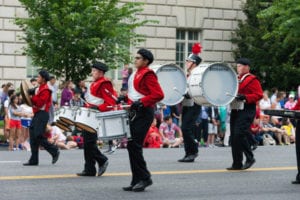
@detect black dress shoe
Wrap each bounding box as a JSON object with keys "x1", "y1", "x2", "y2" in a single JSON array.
[
  {"x1": 178, "y1": 155, "x2": 196, "y2": 162},
  {"x1": 23, "y1": 162, "x2": 38, "y2": 166},
  {"x1": 52, "y1": 150, "x2": 60, "y2": 164},
  {"x1": 291, "y1": 179, "x2": 300, "y2": 184},
  {"x1": 98, "y1": 160, "x2": 109, "y2": 176},
  {"x1": 242, "y1": 158, "x2": 256, "y2": 170},
  {"x1": 226, "y1": 166, "x2": 243, "y2": 170},
  {"x1": 122, "y1": 185, "x2": 133, "y2": 191},
  {"x1": 76, "y1": 171, "x2": 96, "y2": 176},
  {"x1": 132, "y1": 179, "x2": 153, "y2": 192}
]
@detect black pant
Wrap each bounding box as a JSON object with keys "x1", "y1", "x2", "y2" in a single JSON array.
[
  {"x1": 295, "y1": 120, "x2": 300, "y2": 180},
  {"x1": 82, "y1": 130, "x2": 107, "y2": 174},
  {"x1": 28, "y1": 111, "x2": 58, "y2": 164},
  {"x1": 127, "y1": 107, "x2": 154, "y2": 186},
  {"x1": 181, "y1": 104, "x2": 201, "y2": 156},
  {"x1": 230, "y1": 104, "x2": 256, "y2": 168}
]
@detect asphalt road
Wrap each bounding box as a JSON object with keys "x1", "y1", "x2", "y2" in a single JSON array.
[{"x1": 0, "y1": 145, "x2": 299, "y2": 200}]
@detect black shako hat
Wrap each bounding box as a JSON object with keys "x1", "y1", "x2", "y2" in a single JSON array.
[
  {"x1": 92, "y1": 61, "x2": 108, "y2": 72},
  {"x1": 186, "y1": 54, "x2": 202, "y2": 65},
  {"x1": 236, "y1": 58, "x2": 251, "y2": 66},
  {"x1": 39, "y1": 70, "x2": 50, "y2": 81},
  {"x1": 137, "y1": 48, "x2": 154, "y2": 65}
]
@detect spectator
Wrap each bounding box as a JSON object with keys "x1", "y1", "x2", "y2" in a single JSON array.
[
  {"x1": 48, "y1": 76, "x2": 59, "y2": 124},
  {"x1": 284, "y1": 93, "x2": 297, "y2": 110},
  {"x1": 121, "y1": 64, "x2": 129, "y2": 89},
  {"x1": 143, "y1": 118, "x2": 162, "y2": 148},
  {"x1": 4, "y1": 89, "x2": 15, "y2": 143},
  {"x1": 20, "y1": 99, "x2": 33, "y2": 151},
  {"x1": 259, "y1": 90, "x2": 271, "y2": 114},
  {"x1": 270, "y1": 87, "x2": 278, "y2": 104},
  {"x1": 60, "y1": 80, "x2": 74, "y2": 106},
  {"x1": 8, "y1": 95, "x2": 23, "y2": 151},
  {"x1": 45, "y1": 124, "x2": 70, "y2": 150},
  {"x1": 260, "y1": 115, "x2": 287, "y2": 145},
  {"x1": 281, "y1": 117, "x2": 295, "y2": 144},
  {"x1": 30, "y1": 78, "x2": 38, "y2": 87},
  {"x1": 66, "y1": 135, "x2": 84, "y2": 149},
  {"x1": 159, "y1": 116, "x2": 183, "y2": 148},
  {"x1": 75, "y1": 80, "x2": 87, "y2": 100},
  {"x1": 69, "y1": 90, "x2": 85, "y2": 107},
  {"x1": 271, "y1": 91, "x2": 285, "y2": 126},
  {"x1": 170, "y1": 104, "x2": 181, "y2": 126},
  {"x1": 207, "y1": 106, "x2": 220, "y2": 148}
]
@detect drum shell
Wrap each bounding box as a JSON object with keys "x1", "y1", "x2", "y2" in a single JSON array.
[
  {"x1": 151, "y1": 64, "x2": 187, "y2": 106},
  {"x1": 188, "y1": 63, "x2": 238, "y2": 106},
  {"x1": 75, "y1": 107, "x2": 100, "y2": 134},
  {"x1": 96, "y1": 110, "x2": 130, "y2": 140}
]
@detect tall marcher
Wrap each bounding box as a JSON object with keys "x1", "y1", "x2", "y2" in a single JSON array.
[
  {"x1": 76, "y1": 62, "x2": 116, "y2": 177},
  {"x1": 23, "y1": 70, "x2": 60, "y2": 166},
  {"x1": 121, "y1": 48, "x2": 164, "y2": 192},
  {"x1": 178, "y1": 43, "x2": 202, "y2": 162},
  {"x1": 227, "y1": 58, "x2": 263, "y2": 170}
]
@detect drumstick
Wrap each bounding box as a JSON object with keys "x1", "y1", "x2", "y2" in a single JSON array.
[{"x1": 107, "y1": 105, "x2": 131, "y2": 108}]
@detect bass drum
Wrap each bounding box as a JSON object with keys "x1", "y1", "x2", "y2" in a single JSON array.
[
  {"x1": 151, "y1": 64, "x2": 187, "y2": 106},
  {"x1": 188, "y1": 63, "x2": 238, "y2": 106}
]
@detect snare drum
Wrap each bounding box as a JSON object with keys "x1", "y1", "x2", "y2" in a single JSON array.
[
  {"x1": 151, "y1": 64, "x2": 187, "y2": 106},
  {"x1": 75, "y1": 107, "x2": 100, "y2": 134},
  {"x1": 58, "y1": 106, "x2": 77, "y2": 125},
  {"x1": 96, "y1": 110, "x2": 130, "y2": 140},
  {"x1": 188, "y1": 63, "x2": 238, "y2": 106}
]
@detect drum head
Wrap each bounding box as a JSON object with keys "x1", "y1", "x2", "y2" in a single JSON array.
[
  {"x1": 201, "y1": 63, "x2": 238, "y2": 106},
  {"x1": 75, "y1": 122, "x2": 97, "y2": 134},
  {"x1": 151, "y1": 64, "x2": 187, "y2": 106},
  {"x1": 20, "y1": 80, "x2": 33, "y2": 106}
]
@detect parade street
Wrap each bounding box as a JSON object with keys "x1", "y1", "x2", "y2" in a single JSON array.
[{"x1": 0, "y1": 145, "x2": 299, "y2": 200}]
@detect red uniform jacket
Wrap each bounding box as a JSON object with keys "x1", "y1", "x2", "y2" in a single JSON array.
[
  {"x1": 132, "y1": 66, "x2": 164, "y2": 107},
  {"x1": 89, "y1": 76, "x2": 117, "y2": 112},
  {"x1": 31, "y1": 83, "x2": 52, "y2": 113},
  {"x1": 238, "y1": 73, "x2": 263, "y2": 104}
]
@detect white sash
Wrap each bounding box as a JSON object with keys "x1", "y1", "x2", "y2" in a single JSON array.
[
  {"x1": 85, "y1": 84, "x2": 104, "y2": 106},
  {"x1": 128, "y1": 71, "x2": 145, "y2": 101}
]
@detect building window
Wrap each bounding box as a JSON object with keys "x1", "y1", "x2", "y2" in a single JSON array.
[
  {"x1": 176, "y1": 30, "x2": 201, "y2": 69},
  {"x1": 26, "y1": 57, "x2": 39, "y2": 78}
]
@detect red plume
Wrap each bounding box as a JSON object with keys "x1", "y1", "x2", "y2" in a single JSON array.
[{"x1": 192, "y1": 43, "x2": 202, "y2": 55}]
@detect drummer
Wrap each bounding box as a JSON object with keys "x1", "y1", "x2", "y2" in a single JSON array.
[
  {"x1": 76, "y1": 61, "x2": 117, "y2": 177},
  {"x1": 178, "y1": 43, "x2": 202, "y2": 163}
]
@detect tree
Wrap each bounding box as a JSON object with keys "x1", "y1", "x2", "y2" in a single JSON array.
[
  {"x1": 16, "y1": 0, "x2": 150, "y2": 81},
  {"x1": 232, "y1": 0, "x2": 300, "y2": 90}
]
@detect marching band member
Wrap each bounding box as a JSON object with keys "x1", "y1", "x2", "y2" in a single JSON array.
[
  {"x1": 178, "y1": 43, "x2": 202, "y2": 163},
  {"x1": 121, "y1": 48, "x2": 164, "y2": 192},
  {"x1": 23, "y1": 70, "x2": 60, "y2": 166},
  {"x1": 77, "y1": 61, "x2": 116, "y2": 177},
  {"x1": 227, "y1": 58, "x2": 263, "y2": 170},
  {"x1": 291, "y1": 100, "x2": 300, "y2": 184}
]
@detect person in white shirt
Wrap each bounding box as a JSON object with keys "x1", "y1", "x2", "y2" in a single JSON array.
[{"x1": 46, "y1": 125, "x2": 69, "y2": 150}]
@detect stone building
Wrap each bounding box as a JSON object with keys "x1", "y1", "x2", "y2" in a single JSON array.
[{"x1": 0, "y1": 0, "x2": 246, "y2": 86}]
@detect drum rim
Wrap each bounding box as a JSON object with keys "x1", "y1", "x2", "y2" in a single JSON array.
[
  {"x1": 59, "y1": 117, "x2": 75, "y2": 125},
  {"x1": 75, "y1": 122, "x2": 97, "y2": 134},
  {"x1": 54, "y1": 121, "x2": 71, "y2": 132}
]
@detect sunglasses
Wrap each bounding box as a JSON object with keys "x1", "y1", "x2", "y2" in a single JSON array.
[{"x1": 135, "y1": 56, "x2": 143, "y2": 60}]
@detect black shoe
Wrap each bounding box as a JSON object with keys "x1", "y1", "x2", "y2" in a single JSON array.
[
  {"x1": 23, "y1": 162, "x2": 38, "y2": 166},
  {"x1": 178, "y1": 154, "x2": 196, "y2": 162},
  {"x1": 132, "y1": 179, "x2": 153, "y2": 192},
  {"x1": 226, "y1": 166, "x2": 243, "y2": 170},
  {"x1": 98, "y1": 160, "x2": 109, "y2": 176},
  {"x1": 242, "y1": 159, "x2": 256, "y2": 170},
  {"x1": 252, "y1": 144, "x2": 258, "y2": 151},
  {"x1": 291, "y1": 179, "x2": 300, "y2": 184},
  {"x1": 52, "y1": 150, "x2": 60, "y2": 164},
  {"x1": 76, "y1": 171, "x2": 96, "y2": 176},
  {"x1": 122, "y1": 185, "x2": 133, "y2": 191}
]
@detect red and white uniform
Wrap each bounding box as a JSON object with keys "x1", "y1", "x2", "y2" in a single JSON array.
[
  {"x1": 85, "y1": 77, "x2": 117, "y2": 112},
  {"x1": 128, "y1": 66, "x2": 164, "y2": 107},
  {"x1": 238, "y1": 73, "x2": 263, "y2": 104},
  {"x1": 31, "y1": 83, "x2": 52, "y2": 113}
]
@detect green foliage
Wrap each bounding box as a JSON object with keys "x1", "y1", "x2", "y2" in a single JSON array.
[
  {"x1": 232, "y1": 0, "x2": 300, "y2": 91},
  {"x1": 15, "y1": 0, "x2": 151, "y2": 81}
]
